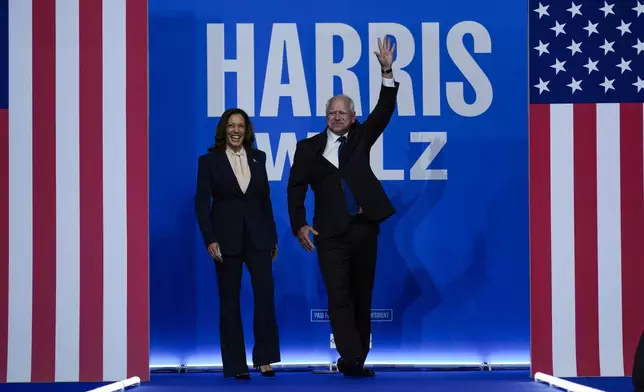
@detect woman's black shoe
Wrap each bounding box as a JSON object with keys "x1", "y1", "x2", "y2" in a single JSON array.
[{"x1": 257, "y1": 366, "x2": 276, "y2": 377}]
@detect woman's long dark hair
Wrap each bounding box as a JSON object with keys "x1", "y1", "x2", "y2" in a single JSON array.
[{"x1": 208, "y1": 108, "x2": 255, "y2": 152}]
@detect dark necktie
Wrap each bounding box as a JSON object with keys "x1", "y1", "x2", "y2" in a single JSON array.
[{"x1": 338, "y1": 136, "x2": 358, "y2": 215}]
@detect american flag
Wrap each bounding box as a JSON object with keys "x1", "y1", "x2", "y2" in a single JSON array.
[
  {"x1": 0, "y1": 0, "x2": 149, "y2": 383},
  {"x1": 529, "y1": 0, "x2": 644, "y2": 378}
]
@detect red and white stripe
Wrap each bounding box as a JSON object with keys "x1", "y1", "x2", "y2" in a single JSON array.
[
  {"x1": 0, "y1": 0, "x2": 149, "y2": 383},
  {"x1": 530, "y1": 102, "x2": 644, "y2": 377}
]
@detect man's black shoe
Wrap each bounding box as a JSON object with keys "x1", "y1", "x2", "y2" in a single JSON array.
[{"x1": 337, "y1": 358, "x2": 374, "y2": 378}]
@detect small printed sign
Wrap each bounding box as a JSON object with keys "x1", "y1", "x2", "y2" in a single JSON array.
[{"x1": 311, "y1": 309, "x2": 393, "y2": 322}]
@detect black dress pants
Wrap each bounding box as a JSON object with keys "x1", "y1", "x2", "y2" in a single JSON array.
[
  {"x1": 315, "y1": 215, "x2": 379, "y2": 367},
  {"x1": 214, "y1": 223, "x2": 280, "y2": 377}
]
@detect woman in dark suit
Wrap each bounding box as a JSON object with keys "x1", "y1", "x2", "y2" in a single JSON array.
[{"x1": 195, "y1": 108, "x2": 281, "y2": 380}]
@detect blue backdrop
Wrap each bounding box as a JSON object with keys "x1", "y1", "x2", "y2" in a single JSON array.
[{"x1": 148, "y1": 0, "x2": 529, "y2": 367}]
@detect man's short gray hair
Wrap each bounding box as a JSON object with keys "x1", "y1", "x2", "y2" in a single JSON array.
[{"x1": 325, "y1": 94, "x2": 355, "y2": 114}]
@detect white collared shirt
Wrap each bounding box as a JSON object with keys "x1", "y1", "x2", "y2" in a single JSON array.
[
  {"x1": 322, "y1": 130, "x2": 345, "y2": 168},
  {"x1": 225, "y1": 146, "x2": 251, "y2": 193}
]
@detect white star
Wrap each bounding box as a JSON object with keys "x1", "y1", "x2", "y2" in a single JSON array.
[
  {"x1": 551, "y1": 21, "x2": 566, "y2": 36},
  {"x1": 617, "y1": 20, "x2": 632, "y2": 36},
  {"x1": 616, "y1": 57, "x2": 632, "y2": 74},
  {"x1": 567, "y1": 40, "x2": 583, "y2": 56},
  {"x1": 567, "y1": 77, "x2": 583, "y2": 93},
  {"x1": 583, "y1": 58, "x2": 599, "y2": 74},
  {"x1": 599, "y1": 1, "x2": 615, "y2": 17},
  {"x1": 583, "y1": 20, "x2": 599, "y2": 36},
  {"x1": 567, "y1": 2, "x2": 583, "y2": 17},
  {"x1": 551, "y1": 58, "x2": 567, "y2": 74},
  {"x1": 534, "y1": 2, "x2": 550, "y2": 18},
  {"x1": 634, "y1": 1, "x2": 644, "y2": 17},
  {"x1": 633, "y1": 39, "x2": 644, "y2": 55},
  {"x1": 534, "y1": 78, "x2": 550, "y2": 94},
  {"x1": 599, "y1": 76, "x2": 615, "y2": 93},
  {"x1": 634, "y1": 76, "x2": 644, "y2": 92},
  {"x1": 534, "y1": 40, "x2": 550, "y2": 56},
  {"x1": 599, "y1": 39, "x2": 615, "y2": 55}
]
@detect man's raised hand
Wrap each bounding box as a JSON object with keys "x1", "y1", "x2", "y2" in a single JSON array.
[{"x1": 374, "y1": 36, "x2": 395, "y2": 70}]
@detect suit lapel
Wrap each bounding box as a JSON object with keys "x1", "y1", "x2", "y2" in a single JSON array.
[
  {"x1": 214, "y1": 150, "x2": 243, "y2": 194},
  {"x1": 245, "y1": 149, "x2": 260, "y2": 193}
]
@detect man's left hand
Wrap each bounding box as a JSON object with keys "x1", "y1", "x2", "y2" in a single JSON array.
[
  {"x1": 271, "y1": 246, "x2": 278, "y2": 261},
  {"x1": 374, "y1": 36, "x2": 395, "y2": 71}
]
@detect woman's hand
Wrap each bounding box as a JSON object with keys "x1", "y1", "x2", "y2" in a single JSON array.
[{"x1": 208, "y1": 242, "x2": 222, "y2": 262}]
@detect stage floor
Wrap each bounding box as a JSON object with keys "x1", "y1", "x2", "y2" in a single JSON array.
[{"x1": 0, "y1": 370, "x2": 634, "y2": 392}]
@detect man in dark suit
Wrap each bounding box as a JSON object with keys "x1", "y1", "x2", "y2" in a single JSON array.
[{"x1": 287, "y1": 37, "x2": 398, "y2": 377}]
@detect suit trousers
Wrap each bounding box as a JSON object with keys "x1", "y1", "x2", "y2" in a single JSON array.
[
  {"x1": 315, "y1": 214, "x2": 379, "y2": 366},
  {"x1": 214, "y1": 221, "x2": 281, "y2": 377}
]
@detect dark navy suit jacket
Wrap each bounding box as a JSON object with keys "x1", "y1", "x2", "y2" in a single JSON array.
[{"x1": 195, "y1": 147, "x2": 278, "y2": 255}]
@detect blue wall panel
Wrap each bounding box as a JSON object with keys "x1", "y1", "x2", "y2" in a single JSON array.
[{"x1": 148, "y1": 0, "x2": 529, "y2": 366}]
